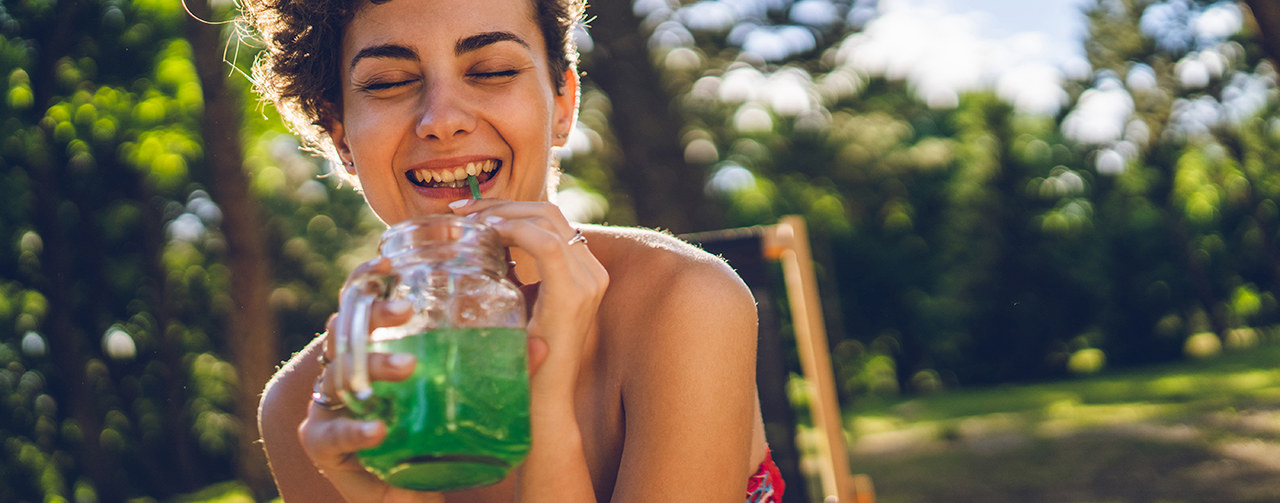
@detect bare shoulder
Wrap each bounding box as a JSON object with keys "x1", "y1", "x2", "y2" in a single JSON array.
[
  {"x1": 584, "y1": 225, "x2": 758, "y2": 354},
  {"x1": 586, "y1": 225, "x2": 755, "y2": 313}
]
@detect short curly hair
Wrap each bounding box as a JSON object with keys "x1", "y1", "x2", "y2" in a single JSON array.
[{"x1": 239, "y1": 0, "x2": 586, "y2": 162}]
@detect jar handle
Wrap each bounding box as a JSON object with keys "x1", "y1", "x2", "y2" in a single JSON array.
[{"x1": 335, "y1": 276, "x2": 385, "y2": 404}]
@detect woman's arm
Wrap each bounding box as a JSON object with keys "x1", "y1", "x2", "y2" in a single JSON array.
[
  {"x1": 260, "y1": 338, "x2": 344, "y2": 501},
  {"x1": 610, "y1": 254, "x2": 760, "y2": 502}
]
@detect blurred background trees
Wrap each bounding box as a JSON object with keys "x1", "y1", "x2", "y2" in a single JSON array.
[{"x1": 1, "y1": 0, "x2": 1279, "y2": 500}]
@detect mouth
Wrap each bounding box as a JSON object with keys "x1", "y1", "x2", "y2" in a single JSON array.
[{"x1": 405, "y1": 159, "x2": 500, "y2": 189}]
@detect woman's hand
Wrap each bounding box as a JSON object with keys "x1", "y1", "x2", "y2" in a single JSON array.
[
  {"x1": 449, "y1": 198, "x2": 608, "y2": 503},
  {"x1": 449, "y1": 199, "x2": 609, "y2": 404},
  {"x1": 297, "y1": 258, "x2": 444, "y2": 503}
]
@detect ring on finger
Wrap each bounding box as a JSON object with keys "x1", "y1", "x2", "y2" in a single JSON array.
[
  {"x1": 567, "y1": 228, "x2": 588, "y2": 246},
  {"x1": 311, "y1": 374, "x2": 346, "y2": 411}
]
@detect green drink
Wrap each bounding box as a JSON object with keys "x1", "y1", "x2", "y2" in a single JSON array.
[
  {"x1": 354, "y1": 327, "x2": 530, "y2": 491},
  {"x1": 335, "y1": 216, "x2": 529, "y2": 490}
]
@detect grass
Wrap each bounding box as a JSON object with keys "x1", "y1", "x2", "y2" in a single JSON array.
[{"x1": 837, "y1": 345, "x2": 1280, "y2": 503}]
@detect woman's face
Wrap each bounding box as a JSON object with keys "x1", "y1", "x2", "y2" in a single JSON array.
[{"x1": 329, "y1": 0, "x2": 577, "y2": 225}]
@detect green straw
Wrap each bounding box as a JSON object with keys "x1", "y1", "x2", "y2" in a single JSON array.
[{"x1": 468, "y1": 174, "x2": 481, "y2": 199}]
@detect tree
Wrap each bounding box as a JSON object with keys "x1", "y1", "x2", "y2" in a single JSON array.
[{"x1": 183, "y1": 0, "x2": 279, "y2": 496}]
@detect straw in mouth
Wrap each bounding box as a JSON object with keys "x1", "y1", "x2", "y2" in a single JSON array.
[{"x1": 468, "y1": 175, "x2": 481, "y2": 199}]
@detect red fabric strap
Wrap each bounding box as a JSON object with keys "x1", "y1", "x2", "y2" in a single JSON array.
[{"x1": 745, "y1": 448, "x2": 785, "y2": 503}]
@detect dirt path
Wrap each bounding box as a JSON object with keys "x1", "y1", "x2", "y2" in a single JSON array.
[{"x1": 845, "y1": 403, "x2": 1280, "y2": 503}]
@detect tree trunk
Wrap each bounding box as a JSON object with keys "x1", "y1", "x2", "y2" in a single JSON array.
[
  {"x1": 582, "y1": 3, "x2": 724, "y2": 233},
  {"x1": 21, "y1": 0, "x2": 130, "y2": 499},
  {"x1": 185, "y1": 2, "x2": 280, "y2": 497},
  {"x1": 1244, "y1": 0, "x2": 1280, "y2": 67},
  {"x1": 30, "y1": 126, "x2": 129, "y2": 503}
]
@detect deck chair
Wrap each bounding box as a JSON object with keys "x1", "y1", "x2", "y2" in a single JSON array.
[{"x1": 683, "y1": 215, "x2": 875, "y2": 503}]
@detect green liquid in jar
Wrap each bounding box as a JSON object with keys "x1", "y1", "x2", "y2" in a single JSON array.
[{"x1": 354, "y1": 327, "x2": 530, "y2": 491}]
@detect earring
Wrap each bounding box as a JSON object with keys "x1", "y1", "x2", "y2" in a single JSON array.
[{"x1": 555, "y1": 132, "x2": 568, "y2": 140}]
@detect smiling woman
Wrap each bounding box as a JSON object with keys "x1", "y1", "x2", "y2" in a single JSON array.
[
  {"x1": 322, "y1": 0, "x2": 570, "y2": 223},
  {"x1": 240, "y1": 0, "x2": 781, "y2": 502}
]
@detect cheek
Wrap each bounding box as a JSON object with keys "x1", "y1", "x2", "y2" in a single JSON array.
[{"x1": 346, "y1": 116, "x2": 403, "y2": 167}]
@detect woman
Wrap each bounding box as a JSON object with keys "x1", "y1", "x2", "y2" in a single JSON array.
[{"x1": 244, "y1": 0, "x2": 782, "y2": 501}]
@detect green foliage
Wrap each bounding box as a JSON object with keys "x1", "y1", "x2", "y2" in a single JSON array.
[
  {"x1": 577, "y1": 0, "x2": 1280, "y2": 403},
  {"x1": 0, "y1": 0, "x2": 376, "y2": 499},
  {"x1": 1, "y1": 0, "x2": 1279, "y2": 499}
]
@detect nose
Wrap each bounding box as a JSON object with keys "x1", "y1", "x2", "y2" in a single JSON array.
[{"x1": 414, "y1": 82, "x2": 475, "y2": 141}]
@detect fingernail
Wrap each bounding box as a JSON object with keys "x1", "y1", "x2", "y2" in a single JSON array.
[
  {"x1": 361, "y1": 421, "x2": 380, "y2": 438},
  {"x1": 385, "y1": 299, "x2": 412, "y2": 314},
  {"x1": 484, "y1": 216, "x2": 504, "y2": 226},
  {"x1": 389, "y1": 353, "x2": 414, "y2": 368},
  {"x1": 448, "y1": 199, "x2": 471, "y2": 210}
]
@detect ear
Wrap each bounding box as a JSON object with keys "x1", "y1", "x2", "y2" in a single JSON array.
[
  {"x1": 552, "y1": 68, "x2": 580, "y2": 147},
  {"x1": 323, "y1": 113, "x2": 359, "y2": 179}
]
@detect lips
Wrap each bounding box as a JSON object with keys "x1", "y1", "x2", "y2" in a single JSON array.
[{"x1": 405, "y1": 159, "x2": 500, "y2": 189}]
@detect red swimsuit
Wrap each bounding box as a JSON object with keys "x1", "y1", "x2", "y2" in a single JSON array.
[{"x1": 745, "y1": 449, "x2": 785, "y2": 503}]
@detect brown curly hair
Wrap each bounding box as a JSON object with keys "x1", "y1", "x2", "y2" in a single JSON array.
[{"x1": 239, "y1": 0, "x2": 586, "y2": 162}]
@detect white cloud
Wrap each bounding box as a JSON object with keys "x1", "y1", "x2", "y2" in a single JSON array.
[{"x1": 833, "y1": 0, "x2": 1082, "y2": 114}]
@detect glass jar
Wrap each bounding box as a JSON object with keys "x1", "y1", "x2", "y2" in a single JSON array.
[{"x1": 334, "y1": 214, "x2": 529, "y2": 491}]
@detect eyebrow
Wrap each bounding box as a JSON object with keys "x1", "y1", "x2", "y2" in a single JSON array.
[
  {"x1": 456, "y1": 31, "x2": 530, "y2": 54},
  {"x1": 349, "y1": 44, "x2": 418, "y2": 71},
  {"x1": 348, "y1": 32, "x2": 530, "y2": 71}
]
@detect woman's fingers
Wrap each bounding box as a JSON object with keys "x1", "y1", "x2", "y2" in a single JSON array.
[
  {"x1": 450, "y1": 199, "x2": 575, "y2": 239},
  {"x1": 301, "y1": 352, "x2": 415, "y2": 481},
  {"x1": 452, "y1": 199, "x2": 607, "y2": 319},
  {"x1": 348, "y1": 256, "x2": 393, "y2": 282},
  {"x1": 454, "y1": 198, "x2": 608, "y2": 311},
  {"x1": 300, "y1": 414, "x2": 385, "y2": 459},
  {"x1": 453, "y1": 201, "x2": 608, "y2": 395},
  {"x1": 327, "y1": 352, "x2": 416, "y2": 387},
  {"x1": 321, "y1": 301, "x2": 412, "y2": 364},
  {"x1": 486, "y1": 217, "x2": 604, "y2": 302},
  {"x1": 312, "y1": 352, "x2": 417, "y2": 413}
]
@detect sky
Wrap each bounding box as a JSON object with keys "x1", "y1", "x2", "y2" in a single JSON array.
[
  {"x1": 634, "y1": 0, "x2": 1250, "y2": 120},
  {"x1": 844, "y1": 0, "x2": 1254, "y2": 137},
  {"x1": 840, "y1": 0, "x2": 1095, "y2": 115},
  {"x1": 843, "y1": 0, "x2": 1258, "y2": 168}
]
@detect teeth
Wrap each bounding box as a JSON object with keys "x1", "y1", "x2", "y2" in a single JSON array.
[{"x1": 409, "y1": 160, "x2": 498, "y2": 187}]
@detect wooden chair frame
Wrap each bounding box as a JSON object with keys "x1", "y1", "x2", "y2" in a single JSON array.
[{"x1": 685, "y1": 216, "x2": 874, "y2": 503}]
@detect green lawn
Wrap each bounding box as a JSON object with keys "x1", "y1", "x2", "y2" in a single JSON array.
[{"x1": 839, "y1": 345, "x2": 1280, "y2": 503}]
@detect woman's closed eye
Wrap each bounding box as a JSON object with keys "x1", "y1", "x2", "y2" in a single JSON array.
[
  {"x1": 468, "y1": 68, "x2": 522, "y2": 81},
  {"x1": 355, "y1": 78, "x2": 418, "y2": 93}
]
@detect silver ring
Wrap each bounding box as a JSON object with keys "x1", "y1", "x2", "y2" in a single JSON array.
[
  {"x1": 311, "y1": 375, "x2": 346, "y2": 411},
  {"x1": 567, "y1": 228, "x2": 588, "y2": 246}
]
